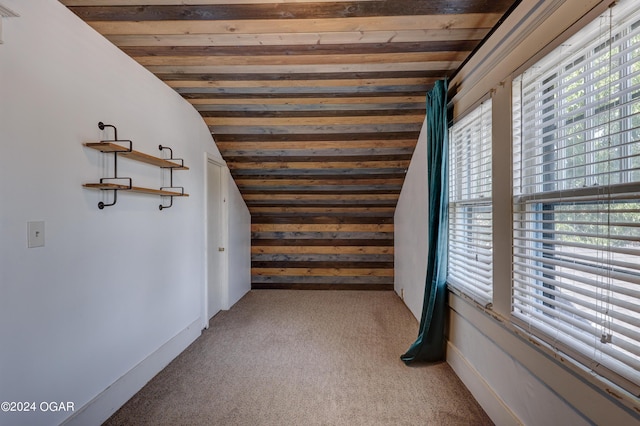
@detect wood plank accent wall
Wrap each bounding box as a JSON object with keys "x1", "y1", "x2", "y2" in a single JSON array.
[
  {"x1": 209, "y1": 80, "x2": 419, "y2": 289},
  {"x1": 63, "y1": 0, "x2": 517, "y2": 290},
  {"x1": 251, "y1": 209, "x2": 395, "y2": 290},
  {"x1": 238, "y1": 132, "x2": 410, "y2": 290},
  {"x1": 215, "y1": 98, "x2": 420, "y2": 289}
]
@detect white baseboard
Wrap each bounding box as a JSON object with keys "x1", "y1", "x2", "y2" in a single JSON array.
[
  {"x1": 61, "y1": 318, "x2": 202, "y2": 426},
  {"x1": 447, "y1": 341, "x2": 521, "y2": 426}
]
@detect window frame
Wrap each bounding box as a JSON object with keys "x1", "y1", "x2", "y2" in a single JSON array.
[{"x1": 510, "y1": 1, "x2": 640, "y2": 395}]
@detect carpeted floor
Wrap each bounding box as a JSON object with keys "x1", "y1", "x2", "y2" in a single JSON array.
[{"x1": 104, "y1": 290, "x2": 492, "y2": 425}]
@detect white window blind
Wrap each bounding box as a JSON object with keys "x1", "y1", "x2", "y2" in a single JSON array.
[
  {"x1": 512, "y1": 0, "x2": 640, "y2": 394},
  {"x1": 449, "y1": 99, "x2": 493, "y2": 306}
]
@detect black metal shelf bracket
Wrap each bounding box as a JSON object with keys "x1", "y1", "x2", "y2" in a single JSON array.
[
  {"x1": 96, "y1": 122, "x2": 132, "y2": 209},
  {"x1": 158, "y1": 145, "x2": 185, "y2": 210},
  {"x1": 97, "y1": 177, "x2": 133, "y2": 209}
]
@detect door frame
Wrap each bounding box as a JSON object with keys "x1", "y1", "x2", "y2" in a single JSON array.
[{"x1": 203, "y1": 153, "x2": 229, "y2": 330}]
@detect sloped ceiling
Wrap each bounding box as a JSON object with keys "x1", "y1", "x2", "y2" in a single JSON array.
[{"x1": 62, "y1": 0, "x2": 516, "y2": 290}]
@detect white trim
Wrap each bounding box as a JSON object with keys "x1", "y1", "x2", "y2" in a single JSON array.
[
  {"x1": 203, "y1": 153, "x2": 230, "y2": 329},
  {"x1": 220, "y1": 167, "x2": 231, "y2": 309},
  {"x1": 490, "y1": 79, "x2": 514, "y2": 316},
  {"x1": 205, "y1": 154, "x2": 226, "y2": 169},
  {"x1": 202, "y1": 154, "x2": 209, "y2": 330},
  {"x1": 61, "y1": 318, "x2": 201, "y2": 426},
  {"x1": 447, "y1": 341, "x2": 521, "y2": 426}
]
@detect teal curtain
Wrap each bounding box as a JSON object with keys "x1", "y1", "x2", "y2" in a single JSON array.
[{"x1": 401, "y1": 79, "x2": 449, "y2": 364}]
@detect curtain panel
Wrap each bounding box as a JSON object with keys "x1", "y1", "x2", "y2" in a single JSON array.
[{"x1": 401, "y1": 79, "x2": 449, "y2": 364}]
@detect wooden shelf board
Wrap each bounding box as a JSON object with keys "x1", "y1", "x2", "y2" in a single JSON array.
[
  {"x1": 83, "y1": 142, "x2": 189, "y2": 170},
  {"x1": 83, "y1": 183, "x2": 189, "y2": 197},
  {"x1": 84, "y1": 142, "x2": 130, "y2": 152}
]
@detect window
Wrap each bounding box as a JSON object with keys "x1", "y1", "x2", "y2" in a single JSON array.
[
  {"x1": 448, "y1": 100, "x2": 493, "y2": 306},
  {"x1": 512, "y1": 0, "x2": 640, "y2": 393}
]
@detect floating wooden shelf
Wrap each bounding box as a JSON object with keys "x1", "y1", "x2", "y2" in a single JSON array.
[
  {"x1": 83, "y1": 122, "x2": 189, "y2": 210},
  {"x1": 84, "y1": 142, "x2": 189, "y2": 170},
  {"x1": 83, "y1": 183, "x2": 189, "y2": 197}
]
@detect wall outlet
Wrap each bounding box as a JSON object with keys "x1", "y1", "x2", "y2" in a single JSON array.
[{"x1": 27, "y1": 221, "x2": 45, "y2": 248}]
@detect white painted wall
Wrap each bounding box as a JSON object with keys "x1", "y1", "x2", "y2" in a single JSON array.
[
  {"x1": 395, "y1": 0, "x2": 640, "y2": 424},
  {"x1": 394, "y1": 119, "x2": 428, "y2": 320},
  {"x1": 0, "y1": 1, "x2": 250, "y2": 425}
]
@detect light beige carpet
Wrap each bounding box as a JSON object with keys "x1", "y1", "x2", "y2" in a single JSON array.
[{"x1": 104, "y1": 290, "x2": 492, "y2": 425}]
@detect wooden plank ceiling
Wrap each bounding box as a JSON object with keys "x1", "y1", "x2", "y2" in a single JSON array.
[{"x1": 62, "y1": 0, "x2": 516, "y2": 290}]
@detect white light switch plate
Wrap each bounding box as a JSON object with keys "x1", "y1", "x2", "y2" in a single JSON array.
[{"x1": 27, "y1": 221, "x2": 45, "y2": 248}]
